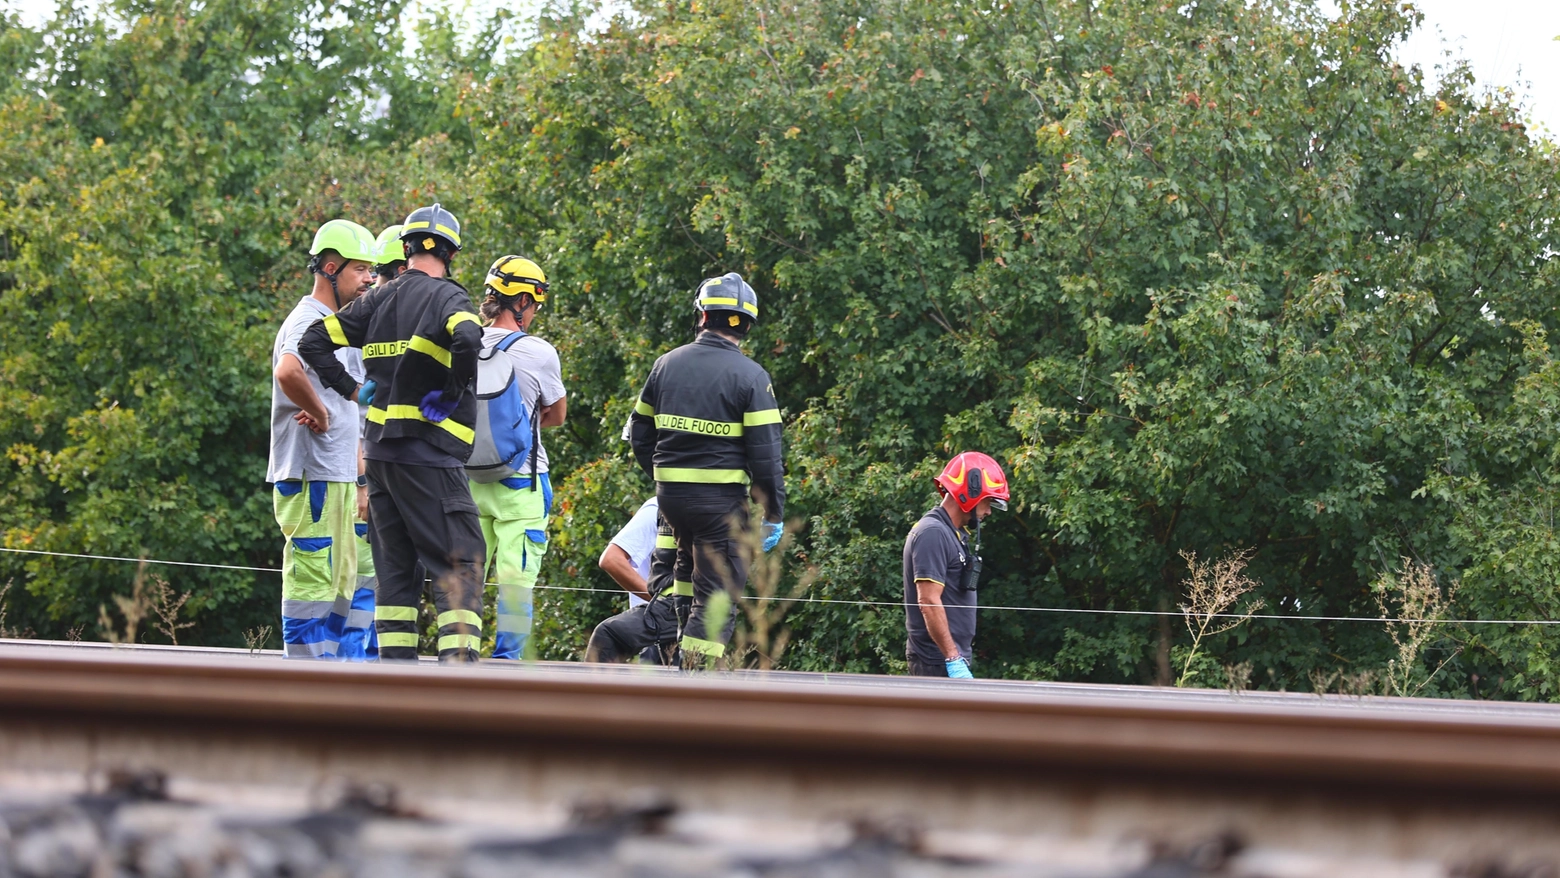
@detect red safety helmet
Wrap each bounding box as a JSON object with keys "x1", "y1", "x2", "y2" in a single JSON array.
[{"x1": 935, "y1": 451, "x2": 1010, "y2": 513}]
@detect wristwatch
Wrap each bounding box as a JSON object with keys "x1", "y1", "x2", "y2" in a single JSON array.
[{"x1": 356, "y1": 474, "x2": 368, "y2": 488}]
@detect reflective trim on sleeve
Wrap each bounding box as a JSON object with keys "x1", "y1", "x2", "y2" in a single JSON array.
[
  {"x1": 438, "y1": 633, "x2": 482, "y2": 652},
  {"x1": 367, "y1": 405, "x2": 476, "y2": 444},
  {"x1": 915, "y1": 578, "x2": 947, "y2": 589},
  {"x1": 652, "y1": 467, "x2": 751, "y2": 485},
  {"x1": 679, "y1": 635, "x2": 726, "y2": 658},
  {"x1": 654, "y1": 413, "x2": 742, "y2": 437},
  {"x1": 437, "y1": 609, "x2": 482, "y2": 629},
  {"x1": 446, "y1": 311, "x2": 480, "y2": 334},
  {"x1": 670, "y1": 580, "x2": 694, "y2": 597},
  {"x1": 323, "y1": 314, "x2": 349, "y2": 346},
  {"x1": 634, "y1": 399, "x2": 655, "y2": 416},
  {"x1": 655, "y1": 535, "x2": 678, "y2": 550},
  {"x1": 377, "y1": 632, "x2": 419, "y2": 648},
  {"x1": 743, "y1": 408, "x2": 782, "y2": 427},
  {"x1": 407, "y1": 335, "x2": 452, "y2": 367},
  {"x1": 375, "y1": 605, "x2": 418, "y2": 622}
]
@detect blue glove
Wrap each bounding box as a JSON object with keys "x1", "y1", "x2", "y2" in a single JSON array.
[
  {"x1": 419, "y1": 389, "x2": 459, "y2": 422},
  {"x1": 945, "y1": 657, "x2": 974, "y2": 679},
  {"x1": 761, "y1": 520, "x2": 782, "y2": 553},
  {"x1": 356, "y1": 380, "x2": 376, "y2": 407}
]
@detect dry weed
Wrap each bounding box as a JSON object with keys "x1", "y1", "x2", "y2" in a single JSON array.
[
  {"x1": 243, "y1": 625, "x2": 274, "y2": 654},
  {"x1": 98, "y1": 562, "x2": 193, "y2": 646},
  {"x1": 726, "y1": 517, "x2": 817, "y2": 671},
  {"x1": 1176, "y1": 549, "x2": 1265, "y2": 687},
  {"x1": 1375, "y1": 558, "x2": 1460, "y2": 697}
]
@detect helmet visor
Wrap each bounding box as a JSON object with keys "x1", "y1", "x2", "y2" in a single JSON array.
[{"x1": 987, "y1": 497, "x2": 1008, "y2": 512}]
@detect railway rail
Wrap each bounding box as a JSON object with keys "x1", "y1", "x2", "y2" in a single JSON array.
[{"x1": 3, "y1": 639, "x2": 1560, "y2": 876}]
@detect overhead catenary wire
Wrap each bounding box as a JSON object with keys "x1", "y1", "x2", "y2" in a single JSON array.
[{"x1": 0, "y1": 545, "x2": 1544, "y2": 626}]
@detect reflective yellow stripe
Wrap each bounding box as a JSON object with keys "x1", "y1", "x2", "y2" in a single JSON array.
[
  {"x1": 700, "y1": 296, "x2": 739, "y2": 306},
  {"x1": 679, "y1": 635, "x2": 725, "y2": 658},
  {"x1": 437, "y1": 633, "x2": 482, "y2": 652},
  {"x1": 635, "y1": 399, "x2": 655, "y2": 417},
  {"x1": 404, "y1": 220, "x2": 430, "y2": 230},
  {"x1": 743, "y1": 408, "x2": 781, "y2": 427},
  {"x1": 367, "y1": 405, "x2": 476, "y2": 444},
  {"x1": 379, "y1": 633, "x2": 418, "y2": 647},
  {"x1": 363, "y1": 340, "x2": 408, "y2": 359},
  {"x1": 653, "y1": 467, "x2": 750, "y2": 485},
  {"x1": 446, "y1": 311, "x2": 480, "y2": 334},
  {"x1": 437, "y1": 609, "x2": 482, "y2": 629},
  {"x1": 435, "y1": 224, "x2": 461, "y2": 246},
  {"x1": 655, "y1": 535, "x2": 678, "y2": 550},
  {"x1": 742, "y1": 300, "x2": 758, "y2": 316},
  {"x1": 375, "y1": 606, "x2": 418, "y2": 622},
  {"x1": 654, "y1": 413, "x2": 743, "y2": 437},
  {"x1": 407, "y1": 335, "x2": 451, "y2": 367},
  {"x1": 670, "y1": 580, "x2": 694, "y2": 597},
  {"x1": 323, "y1": 314, "x2": 349, "y2": 346}
]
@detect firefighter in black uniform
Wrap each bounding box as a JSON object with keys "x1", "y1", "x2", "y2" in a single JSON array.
[
  {"x1": 297, "y1": 203, "x2": 487, "y2": 663},
  {"x1": 629, "y1": 272, "x2": 785, "y2": 668}
]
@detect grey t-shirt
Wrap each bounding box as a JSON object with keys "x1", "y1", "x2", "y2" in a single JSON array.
[
  {"x1": 903, "y1": 506, "x2": 975, "y2": 665},
  {"x1": 482, "y1": 327, "x2": 566, "y2": 474},
  {"x1": 267, "y1": 296, "x2": 364, "y2": 483}
]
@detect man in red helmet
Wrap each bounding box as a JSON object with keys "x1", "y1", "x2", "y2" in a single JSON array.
[{"x1": 904, "y1": 452, "x2": 1009, "y2": 679}]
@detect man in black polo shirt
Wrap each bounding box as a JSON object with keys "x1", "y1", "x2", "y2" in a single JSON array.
[{"x1": 904, "y1": 452, "x2": 1010, "y2": 679}]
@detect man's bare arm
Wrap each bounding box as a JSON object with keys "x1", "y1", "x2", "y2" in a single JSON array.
[
  {"x1": 915, "y1": 579, "x2": 961, "y2": 660},
  {"x1": 276, "y1": 353, "x2": 330, "y2": 434},
  {"x1": 539, "y1": 397, "x2": 567, "y2": 429},
  {"x1": 599, "y1": 544, "x2": 650, "y2": 601}
]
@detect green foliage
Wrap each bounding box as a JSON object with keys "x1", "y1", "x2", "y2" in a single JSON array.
[{"x1": 4, "y1": 0, "x2": 1560, "y2": 701}]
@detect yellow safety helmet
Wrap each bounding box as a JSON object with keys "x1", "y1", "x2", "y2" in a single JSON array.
[{"x1": 485, "y1": 255, "x2": 549, "y2": 303}]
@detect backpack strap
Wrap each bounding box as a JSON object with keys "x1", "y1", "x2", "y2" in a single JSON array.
[
  {"x1": 495, "y1": 330, "x2": 527, "y2": 351},
  {"x1": 529, "y1": 391, "x2": 542, "y2": 491}
]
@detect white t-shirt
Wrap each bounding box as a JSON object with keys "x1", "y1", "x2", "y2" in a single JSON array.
[
  {"x1": 482, "y1": 327, "x2": 566, "y2": 474},
  {"x1": 609, "y1": 497, "x2": 659, "y2": 608},
  {"x1": 267, "y1": 296, "x2": 364, "y2": 483}
]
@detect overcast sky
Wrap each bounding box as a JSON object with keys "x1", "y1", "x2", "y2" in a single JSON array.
[{"x1": 4, "y1": 0, "x2": 1558, "y2": 134}]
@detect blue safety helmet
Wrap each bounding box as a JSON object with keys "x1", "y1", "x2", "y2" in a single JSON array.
[{"x1": 694, "y1": 272, "x2": 759, "y2": 323}]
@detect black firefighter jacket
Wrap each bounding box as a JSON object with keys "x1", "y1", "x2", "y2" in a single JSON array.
[
  {"x1": 630, "y1": 331, "x2": 785, "y2": 522},
  {"x1": 298, "y1": 268, "x2": 483, "y2": 461}
]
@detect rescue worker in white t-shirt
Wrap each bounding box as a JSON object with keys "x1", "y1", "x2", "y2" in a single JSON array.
[
  {"x1": 267, "y1": 219, "x2": 378, "y2": 659},
  {"x1": 468, "y1": 256, "x2": 567, "y2": 660},
  {"x1": 585, "y1": 497, "x2": 686, "y2": 664}
]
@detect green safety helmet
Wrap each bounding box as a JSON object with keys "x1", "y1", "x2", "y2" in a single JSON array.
[
  {"x1": 695, "y1": 272, "x2": 760, "y2": 323},
  {"x1": 373, "y1": 224, "x2": 406, "y2": 268},
  {"x1": 309, "y1": 219, "x2": 376, "y2": 266},
  {"x1": 400, "y1": 203, "x2": 462, "y2": 252}
]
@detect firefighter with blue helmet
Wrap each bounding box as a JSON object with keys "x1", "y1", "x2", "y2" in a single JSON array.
[{"x1": 628, "y1": 272, "x2": 785, "y2": 668}]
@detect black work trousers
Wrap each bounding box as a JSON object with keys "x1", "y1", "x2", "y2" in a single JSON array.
[
  {"x1": 657, "y1": 482, "x2": 747, "y2": 667},
  {"x1": 584, "y1": 595, "x2": 687, "y2": 664},
  {"x1": 365, "y1": 459, "x2": 485, "y2": 662},
  {"x1": 907, "y1": 654, "x2": 951, "y2": 677}
]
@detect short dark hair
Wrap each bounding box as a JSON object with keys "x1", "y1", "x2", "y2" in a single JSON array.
[{"x1": 309, "y1": 249, "x2": 345, "y2": 276}]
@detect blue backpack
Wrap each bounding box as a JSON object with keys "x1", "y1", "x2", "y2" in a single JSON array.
[{"x1": 466, "y1": 331, "x2": 538, "y2": 483}]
